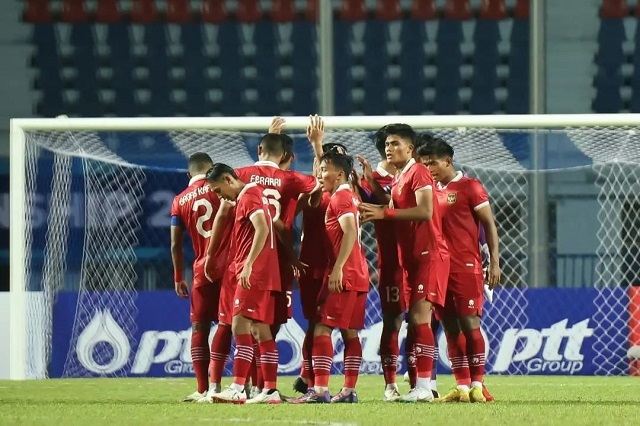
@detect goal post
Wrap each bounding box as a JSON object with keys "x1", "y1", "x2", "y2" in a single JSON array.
[{"x1": 9, "y1": 114, "x2": 640, "y2": 380}]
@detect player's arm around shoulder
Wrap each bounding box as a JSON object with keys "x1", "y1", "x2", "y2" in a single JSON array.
[{"x1": 472, "y1": 182, "x2": 501, "y2": 288}]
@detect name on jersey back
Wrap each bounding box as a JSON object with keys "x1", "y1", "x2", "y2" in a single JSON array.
[
  {"x1": 178, "y1": 185, "x2": 210, "y2": 206},
  {"x1": 250, "y1": 175, "x2": 282, "y2": 187}
]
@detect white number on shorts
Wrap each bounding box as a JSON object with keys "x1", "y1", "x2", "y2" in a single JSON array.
[
  {"x1": 386, "y1": 286, "x2": 400, "y2": 303},
  {"x1": 262, "y1": 188, "x2": 282, "y2": 222},
  {"x1": 192, "y1": 198, "x2": 213, "y2": 238},
  {"x1": 286, "y1": 291, "x2": 292, "y2": 308}
]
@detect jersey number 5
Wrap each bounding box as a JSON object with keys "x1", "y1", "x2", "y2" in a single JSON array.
[{"x1": 192, "y1": 198, "x2": 213, "y2": 238}]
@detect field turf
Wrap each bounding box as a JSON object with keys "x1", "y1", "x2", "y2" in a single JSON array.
[{"x1": 0, "y1": 375, "x2": 638, "y2": 425}]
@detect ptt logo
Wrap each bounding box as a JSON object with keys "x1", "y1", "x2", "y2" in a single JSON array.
[{"x1": 493, "y1": 319, "x2": 594, "y2": 374}]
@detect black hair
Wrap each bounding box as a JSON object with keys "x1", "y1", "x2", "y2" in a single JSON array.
[
  {"x1": 280, "y1": 133, "x2": 294, "y2": 163},
  {"x1": 188, "y1": 152, "x2": 213, "y2": 171},
  {"x1": 259, "y1": 133, "x2": 285, "y2": 156},
  {"x1": 320, "y1": 151, "x2": 354, "y2": 177},
  {"x1": 384, "y1": 123, "x2": 416, "y2": 146},
  {"x1": 415, "y1": 132, "x2": 435, "y2": 151},
  {"x1": 373, "y1": 125, "x2": 388, "y2": 158},
  {"x1": 322, "y1": 142, "x2": 348, "y2": 154},
  {"x1": 205, "y1": 163, "x2": 237, "y2": 182},
  {"x1": 416, "y1": 137, "x2": 454, "y2": 158}
]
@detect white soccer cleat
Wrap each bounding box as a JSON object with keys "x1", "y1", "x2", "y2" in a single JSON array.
[
  {"x1": 196, "y1": 387, "x2": 221, "y2": 403},
  {"x1": 210, "y1": 386, "x2": 247, "y2": 404},
  {"x1": 403, "y1": 371, "x2": 410, "y2": 382},
  {"x1": 249, "y1": 386, "x2": 262, "y2": 400},
  {"x1": 383, "y1": 386, "x2": 401, "y2": 402},
  {"x1": 245, "y1": 389, "x2": 283, "y2": 404},
  {"x1": 182, "y1": 391, "x2": 207, "y2": 402},
  {"x1": 399, "y1": 387, "x2": 434, "y2": 403}
]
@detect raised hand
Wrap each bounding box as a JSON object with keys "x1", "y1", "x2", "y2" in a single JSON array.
[
  {"x1": 306, "y1": 114, "x2": 325, "y2": 145},
  {"x1": 356, "y1": 155, "x2": 374, "y2": 183},
  {"x1": 269, "y1": 116, "x2": 286, "y2": 134}
]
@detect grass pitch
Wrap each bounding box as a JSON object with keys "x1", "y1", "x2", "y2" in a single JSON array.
[{"x1": 0, "y1": 375, "x2": 638, "y2": 425}]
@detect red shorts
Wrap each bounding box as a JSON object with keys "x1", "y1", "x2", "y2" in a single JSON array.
[
  {"x1": 218, "y1": 268, "x2": 235, "y2": 325},
  {"x1": 405, "y1": 254, "x2": 450, "y2": 308},
  {"x1": 435, "y1": 271, "x2": 484, "y2": 320},
  {"x1": 190, "y1": 281, "x2": 221, "y2": 323},
  {"x1": 379, "y1": 266, "x2": 407, "y2": 315},
  {"x1": 299, "y1": 270, "x2": 324, "y2": 320},
  {"x1": 233, "y1": 286, "x2": 277, "y2": 325},
  {"x1": 317, "y1": 287, "x2": 367, "y2": 330}
]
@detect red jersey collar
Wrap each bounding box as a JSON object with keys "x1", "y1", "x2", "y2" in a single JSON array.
[
  {"x1": 437, "y1": 171, "x2": 463, "y2": 189},
  {"x1": 254, "y1": 160, "x2": 280, "y2": 169},
  {"x1": 188, "y1": 174, "x2": 206, "y2": 186},
  {"x1": 376, "y1": 162, "x2": 393, "y2": 178},
  {"x1": 399, "y1": 158, "x2": 416, "y2": 176},
  {"x1": 335, "y1": 183, "x2": 351, "y2": 193},
  {"x1": 238, "y1": 182, "x2": 258, "y2": 200}
]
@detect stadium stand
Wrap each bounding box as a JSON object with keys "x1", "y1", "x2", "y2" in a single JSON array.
[{"x1": 24, "y1": 0, "x2": 532, "y2": 117}]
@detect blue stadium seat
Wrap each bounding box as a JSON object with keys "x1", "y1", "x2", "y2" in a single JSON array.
[
  {"x1": 435, "y1": 46, "x2": 462, "y2": 90},
  {"x1": 505, "y1": 82, "x2": 528, "y2": 113},
  {"x1": 362, "y1": 20, "x2": 388, "y2": 73},
  {"x1": 598, "y1": 19, "x2": 625, "y2": 45},
  {"x1": 32, "y1": 24, "x2": 65, "y2": 117},
  {"x1": 216, "y1": 22, "x2": 242, "y2": 113},
  {"x1": 474, "y1": 19, "x2": 500, "y2": 44},
  {"x1": 291, "y1": 22, "x2": 316, "y2": 73},
  {"x1": 510, "y1": 18, "x2": 529, "y2": 48},
  {"x1": 436, "y1": 19, "x2": 463, "y2": 45},
  {"x1": 434, "y1": 87, "x2": 461, "y2": 114},
  {"x1": 593, "y1": 85, "x2": 623, "y2": 113},
  {"x1": 469, "y1": 87, "x2": 497, "y2": 114}
]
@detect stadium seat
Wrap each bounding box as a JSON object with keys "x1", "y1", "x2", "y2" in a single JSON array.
[
  {"x1": 469, "y1": 86, "x2": 498, "y2": 114},
  {"x1": 479, "y1": 0, "x2": 506, "y2": 20},
  {"x1": 600, "y1": 0, "x2": 628, "y2": 18},
  {"x1": 61, "y1": 0, "x2": 88, "y2": 23},
  {"x1": 236, "y1": 0, "x2": 262, "y2": 23},
  {"x1": 340, "y1": 0, "x2": 367, "y2": 21},
  {"x1": 306, "y1": 0, "x2": 318, "y2": 21},
  {"x1": 593, "y1": 84, "x2": 623, "y2": 113},
  {"x1": 514, "y1": 0, "x2": 530, "y2": 18},
  {"x1": 474, "y1": 19, "x2": 500, "y2": 44},
  {"x1": 437, "y1": 19, "x2": 464, "y2": 44},
  {"x1": 24, "y1": 0, "x2": 51, "y2": 23},
  {"x1": 131, "y1": 0, "x2": 158, "y2": 23},
  {"x1": 166, "y1": 0, "x2": 191, "y2": 23},
  {"x1": 510, "y1": 18, "x2": 529, "y2": 49},
  {"x1": 434, "y1": 87, "x2": 462, "y2": 114},
  {"x1": 95, "y1": 0, "x2": 121, "y2": 23},
  {"x1": 410, "y1": 0, "x2": 437, "y2": 20},
  {"x1": 272, "y1": 0, "x2": 295, "y2": 22},
  {"x1": 201, "y1": 0, "x2": 227, "y2": 22},
  {"x1": 505, "y1": 83, "x2": 528, "y2": 113},
  {"x1": 444, "y1": 0, "x2": 472, "y2": 20},
  {"x1": 290, "y1": 22, "x2": 316, "y2": 73},
  {"x1": 595, "y1": 19, "x2": 625, "y2": 67},
  {"x1": 376, "y1": 0, "x2": 402, "y2": 21}
]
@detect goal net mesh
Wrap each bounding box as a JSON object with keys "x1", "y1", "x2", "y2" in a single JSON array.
[{"x1": 18, "y1": 125, "x2": 639, "y2": 378}]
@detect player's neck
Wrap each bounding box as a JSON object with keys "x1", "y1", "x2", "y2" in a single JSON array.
[
  {"x1": 332, "y1": 180, "x2": 348, "y2": 194},
  {"x1": 380, "y1": 160, "x2": 396, "y2": 174},
  {"x1": 439, "y1": 170, "x2": 457, "y2": 185},
  {"x1": 257, "y1": 155, "x2": 280, "y2": 165}
]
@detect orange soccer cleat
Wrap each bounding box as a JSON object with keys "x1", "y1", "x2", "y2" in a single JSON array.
[{"x1": 482, "y1": 382, "x2": 495, "y2": 402}]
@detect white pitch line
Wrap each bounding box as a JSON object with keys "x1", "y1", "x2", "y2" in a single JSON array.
[{"x1": 219, "y1": 418, "x2": 357, "y2": 426}]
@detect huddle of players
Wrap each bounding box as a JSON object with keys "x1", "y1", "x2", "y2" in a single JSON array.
[{"x1": 170, "y1": 116, "x2": 500, "y2": 405}]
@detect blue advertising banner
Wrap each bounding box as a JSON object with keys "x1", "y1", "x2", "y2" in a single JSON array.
[{"x1": 50, "y1": 288, "x2": 630, "y2": 378}]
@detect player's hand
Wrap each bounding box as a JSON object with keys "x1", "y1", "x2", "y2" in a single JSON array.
[
  {"x1": 349, "y1": 169, "x2": 361, "y2": 188},
  {"x1": 486, "y1": 259, "x2": 501, "y2": 289},
  {"x1": 307, "y1": 114, "x2": 325, "y2": 145},
  {"x1": 269, "y1": 116, "x2": 285, "y2": 134},
  {"x1": 356, "y1": 155, "x2": 374, "y2": 183},
  {"x1": 239, "y1": 262, "x2": 252, "y2": 289},
  {"x1": 175, "y1": 280, "x2": 189, "y2": 298},
  {"x1": 328, "y1": 267, "x2": 343, "y2": 293},
  {"x1": 359, "y1": 203, "x2": 385, "y2": 223},
  {"x1": 290, "y1": 256, "x2": 309, "y2": 278},
  {"x1": 204, "y1": 254, "x2": 215, "y2": 282}
]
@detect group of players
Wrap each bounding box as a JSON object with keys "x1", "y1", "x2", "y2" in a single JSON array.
[{"x1": 170, "y1": 115, "x2": 501, "y2": 404}]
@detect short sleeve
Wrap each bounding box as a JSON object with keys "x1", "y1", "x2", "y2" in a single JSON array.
[
  {"x1": 409, "y1": 165, "x2": 434, "y2": 193},
  {"x1": 468, "y1": 179, "x2": 490, "y2": 211},
  {"x1": 291, "y1": 171, "x2": 320, "y2": 195},
  {"x1": 334, "y1": 192, "x2": 357, "y2": 222},
  {"x1": 170, "y1": 196, "x2": 180, "y2": 217}
]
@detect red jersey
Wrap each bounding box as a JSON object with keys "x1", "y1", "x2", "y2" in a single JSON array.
[
  {"x1": 236, "y1": 161, "x2": 319, "y2": 227},
  {"x1": 324, "y1": 184, "x2": 370, "y2": 292},
  {"x1": 390, "y1": 158, "x2": 449, "y2": 265},
  {"x1": 300, "y1": 191, "x2": 331, "y2": 276},
  {"x1": 360, "y1": 164, "x2": 399, "y2": 279},
  {"x1": 232, "y1": 182, "x2": 281, "y2": 291},
  {"x1": 436, "y1": 171, "x2": 489, "y2": 274},
  {"x1": 171, "y1": 174, "x2": 228, "y2": 284}
]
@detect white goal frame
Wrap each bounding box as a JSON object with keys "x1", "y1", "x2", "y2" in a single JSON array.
[{"x1": 9, "y1": 113, "x2": 640, "y2": 380}]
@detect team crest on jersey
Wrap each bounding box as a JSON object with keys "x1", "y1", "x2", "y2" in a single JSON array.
[
  {"x1": 447, "y1": 193, "x2": 457, "y2": 204},
  {"x1": 397, "y1": 183, "x2": 404, "y2": 195}
]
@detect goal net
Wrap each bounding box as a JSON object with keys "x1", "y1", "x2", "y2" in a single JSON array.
[{"x1": 9, "y1": 116, "x2": 640, "y2": 379}]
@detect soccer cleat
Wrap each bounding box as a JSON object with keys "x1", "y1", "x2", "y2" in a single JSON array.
[
  {"x1": 210, "y1": 386, "x2": 247, "y2": 404},
  {"x1": 249, "y1": 386, "x2": 262, "y2": 400},
  {"x1": 435, "y1": 387, "x2": 470, "y2": 403},
  {"x1": 292, "y1": 376, "x2": 309, "y2": 394},
  {"x1": 196, "y1": 388, "x2": 220, "y2": 403},
  {"x1": 398, "y1": 387, "x2": 434, "y2": 403},
  {"x1": 245, "y1": 389, "x2": 283, "y2": 404},
  {"x1": 482, "y1": 382, "x2": 495, "y2": 402},
  {"x1": 383, "y1": 386, "x2": 401, "y2": 402},
  {"x1": 287, "y1": 389, "x2": 316, "y2": 404},
  {"x1": 469, "y1": 386, "x2": 486, "y2": 403},
  {"x1": 403, "y1": 371, "x2": 410, "y2": 383},
  {"x1": 182, "y1": 391, "x2": 206, "y2": 402},
  {"x1": 431, "y1": 389, "x2": 440, "y2": 399},
  {"x1": 330, "y1": 389, "x2": 358, "y2": 403},
  {"x1": 300, "y1": 390, "x2": 332, "y2": 404}
]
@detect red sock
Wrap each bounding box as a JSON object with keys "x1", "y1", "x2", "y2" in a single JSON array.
[
  {"x1": 446, "y1": 331, "x2": 471, "y2": 386},
  {"x1": 191, "y1": 327, "x2": 210, "y2": 393},
  {"x1": 414, "y1": 323, "x2": 435, "y2": 380},
  {"x1": 343, "y1": 337, "x2": 362, "y2": 389},
  {"x1": 404, "y1": 325, "x2": 417, "y2": 388},
  {"x1": 259, "y1": 340, "x2": 279, "y2": 390},
  {"x1": 249, "y1": 341, "x2": 263, "y2": 388},
  {"x1": 302, "y1": 327, "x2": 315, "y2": 386},
  {"x1": 232, "y1": 334, "x2": 253, "y2": 386},
  {"x1": 465, "y1": 327, "x2": 486, "y2": 383},
  {"x1": 312, "y1": 335, "x2": 333, "y2": 389},
  {"x1": 380, "y1": 329, "x2": 399, "y2": 385},
  {"x1": 209, "y1": 323, "x2": 232, "y2": 385}
]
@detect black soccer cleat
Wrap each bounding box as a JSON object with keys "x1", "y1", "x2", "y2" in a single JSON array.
[
  {"x1": 292, "y1": 376, "x2": 309, "y2": 394},
  {"x1": 432, "y1": 389, "x2": 440, "y2": 399}
]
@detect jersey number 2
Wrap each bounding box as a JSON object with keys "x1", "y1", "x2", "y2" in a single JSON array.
[{"x1": 192, "y1": 199, "x2": 213, "y2": 238}]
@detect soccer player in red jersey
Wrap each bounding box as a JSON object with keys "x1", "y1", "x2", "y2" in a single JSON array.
[
  {"x1": 205, "y1": 163, "x2": 283, "y2": 404},
  {"x1": 416, "y1": 138, "x2": 500, "y2": 403},
  {"x1": 360, "y1": 124, "x2": 450, "y2": 403},
  {"x1": 170, "y1": 152, "x2": 227, "y2": 402},
  {"x1": 297, "y1": 151, "x2": 369, "y2": 404}
]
